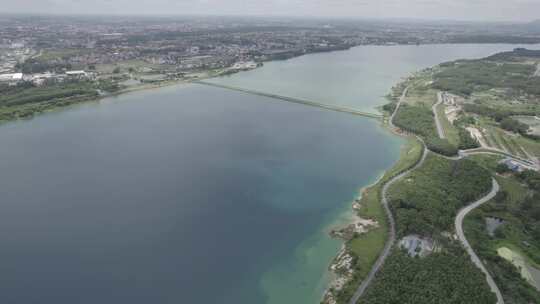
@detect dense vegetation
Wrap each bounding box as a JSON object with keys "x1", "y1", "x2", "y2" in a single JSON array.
[
  {"x1": 487, "y1": 48, "x2": 540, "y2": 61},
  {"x1": 463, "y1": 103, "x2": 538, "y2": 122},
  {"x1": 453, "y1": 116, "x2": 481, "y2": 150},
  {"x1": 433, "y1": 60, "x2": 540, "y2": 96},
  {"x1": 382, "y1": 102, "x2": 396, "y2": 114},
  {"x1": 393, "y1": 104, "x2": 434, "y2": 136},
  {"x1": 0, "y1": 80, "x2": 120, "y2": 121},
  {"x1": 360, "y1": 154, "x2": 495, "y2": 303},
  {"x1": 464, "y1": 163, "x2": 540, "y2": 303},
  {"x1": 457, "y1": 127, "x2": 480, "y2": 150},
  {"x1": 388, "y1": 154, "x2": 492, "y2": 237},
  {"x1": 359, "y1": 245, "x2": 498, "y2": 304},
  {"x1": 362, "y1": 49, "x2": 540, "y2": 304},
  {"x1": 500, "y1": 117, "x2": 530, "y2": 135},
  {"x1": 393, "y1": 104, "x2": 458, "y2": 156},
  {"x1": 16, "y1": 58, "x2": 73, "y2": 74},
  {"x1": 330, "y1": 139, "x2": 425, "y2": 304}
]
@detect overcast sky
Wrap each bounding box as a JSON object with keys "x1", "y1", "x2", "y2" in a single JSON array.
[{"x1": 3, "y1": 0, "x2": 540, "y2": 22}]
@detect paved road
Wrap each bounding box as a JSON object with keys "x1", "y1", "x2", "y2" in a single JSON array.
[
  {"x1": 349, "y1": 87, "x2": 507, "y2": 304},
  {"x1": 349, "y1": 86, "x2": 417, "y2": 304},
  {"x1": 388, "y1": 86, "x2": 408, "y2": 129},
  {"x1": 348, "y1": 143, "x2": 428, "y2": 304},
  {"x1": 433, "y1": 92, "x2": 446, "y2": 139},
  {"x1": 455, "y1": 178, "x2": 504, "y2": 304}
]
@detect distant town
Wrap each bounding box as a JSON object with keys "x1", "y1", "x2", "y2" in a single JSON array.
[{"x1": 2, "y1": 15, "x2": 540, "y2": 91}]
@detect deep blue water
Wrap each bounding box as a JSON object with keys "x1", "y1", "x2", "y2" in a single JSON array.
[{"x1": 0, "y1": 84, "x2": 401, "y2": 303}]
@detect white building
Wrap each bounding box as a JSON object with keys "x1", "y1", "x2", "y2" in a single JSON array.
[
  {"x1": 0, "y1": 73, "x2": 23, "y2": 83},
  {"x1": 65, "y1": 70, "x2": 87, "y2": 76}
]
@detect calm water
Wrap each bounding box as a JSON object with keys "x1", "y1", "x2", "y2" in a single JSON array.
[
  {"x1": 1, "y1": 44, "x2": 537, "y2": 304},
  {"x1": 0, "y1": 84, "x2": 401, "y2": 304},
  {"x1": 209, "y1": 44, "x2": 540, "y2": 113}
]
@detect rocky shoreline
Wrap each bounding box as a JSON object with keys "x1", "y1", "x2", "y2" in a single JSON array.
[{"x1": 322, "y1": 192, "x2": 379, "y2": 304}]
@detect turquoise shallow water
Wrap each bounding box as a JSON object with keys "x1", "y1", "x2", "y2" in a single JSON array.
[{"x1": 0, "y1": 44, "x2": 538, "y2": 304}]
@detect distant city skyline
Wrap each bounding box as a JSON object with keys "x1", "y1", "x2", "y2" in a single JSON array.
[{"x1": 2, "y1": 0, "x2": 540, "y2": 22}]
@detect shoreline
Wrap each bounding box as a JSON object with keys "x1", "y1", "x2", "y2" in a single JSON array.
[
  {"x1": 321, "y1": 84, "x2": 420, "y2": 304},
  {"x1": 4, "y1": 43, "x2": 529, "y2": 303},
  {"x1": 4, "y1": 42, "x2": 540, "y2": 126}
]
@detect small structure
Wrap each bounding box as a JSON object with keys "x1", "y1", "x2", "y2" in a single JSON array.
[
  {"x1": 0, "y1": 72, "x2": 23, "y2": 84},
  {"x1": 230, "y1": 61, "x2": 259, "y2": 71},
  {"x1": 500, "y1": 158, "x2": 528, "y2": 172},
  {"x1": 485, "y1": 217, "x2": 504, "y2": 237},
  {"x1": 399, "y1": 235, "x2": 435, "y2": 257},
  {"x1": 65, "y1": 70, "x2": 87, "y2": 78}
]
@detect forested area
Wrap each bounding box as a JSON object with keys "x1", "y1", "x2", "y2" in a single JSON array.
[
  {"x1": 388, "y1": 154, "x2": 492, "y2": 237},
  {"x1": 487, "y1": 48, "x2": 540, "y2": 61},
  {"x1": 393, "y1": 104, "x2": 458, "y2": 156},
  {"x1": 0, "y1": 80, "x2": 120, "y2": 121},
  {"x1": 464, "y1": 166, "x2": 540, "y2": 303},
  {"x1": 16, "y1": 58, "x2": 73, "y2": 74},
  {"x1": 362, "y1": 49, "x2": 540, "y2": 304},
  {"x1": 500, "y1": 117, "x2": 530, "y2": 135},
  {"x1": 359, "y1": 155, "x2": 495, "y2": 303},
  {"x1": 463, "y1": 103, "x2": 538, "y2": 122},
  {"x1": 457, "y1": 127, "x2": 480, "y2": 149},
  {"x1": 359, "y1": 246, "x2": 497, "y2": 304},
  {"x1": 433, "y1": 60, "x2": 540, "y2": 96}
]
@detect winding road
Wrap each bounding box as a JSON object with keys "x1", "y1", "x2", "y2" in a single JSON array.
[
  {"x1": 455, "y1": 178, "x2": 504, "y2": 304},
  {"x1": 349, "y1": 86, "x2": 417, "y2": 304},
  {"x1": 348, "y1": 141, "x2": 428, "y2": 304},
  {"x1": 349, "y1": 87, "x2": 506, "y2": 304}
]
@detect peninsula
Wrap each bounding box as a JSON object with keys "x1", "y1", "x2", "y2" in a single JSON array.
[{"x1": 324, "y1": 48, "x2": 540, "y2": 304}]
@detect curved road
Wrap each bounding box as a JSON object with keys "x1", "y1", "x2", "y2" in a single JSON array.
[
  {"x1": 348, "y1": 142, "x2": 428, "y2": 304},
  {"x1": 349, "y1": 87, "x2": 506, "y2": 304},
  {"x1": 349, "y1": 86, "x2": 419, "y2": 304},
  {"x1": 455, "y1": 178, "x2": 504, "y2": 304}
]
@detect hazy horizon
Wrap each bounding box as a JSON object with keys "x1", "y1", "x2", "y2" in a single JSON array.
[{"x1": 2, "y1": 0, "x2": 539, "y2": 23}]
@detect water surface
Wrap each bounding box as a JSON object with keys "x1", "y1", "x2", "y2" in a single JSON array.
[
  {"x1": 1, "y1": 43, "x2": 538, "y2": 304},
  {"x1": 0, "y1": 84, "x2": 401, "y2": 304},
  {"x1": 209, "y1": 44, "x2": 540, "y2": 113}
]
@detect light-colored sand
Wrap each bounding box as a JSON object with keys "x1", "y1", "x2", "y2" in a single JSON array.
[{"x1": 466, "y1": 127, "x2": 488, "y2": 147}]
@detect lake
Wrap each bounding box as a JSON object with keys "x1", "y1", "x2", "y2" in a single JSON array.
[
  {"x1": 209, "y1": 44, "x2": 540, "y2": 113},
  {"x1": 0, "y1": 44, "x2": 537, "y2": 304}
]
